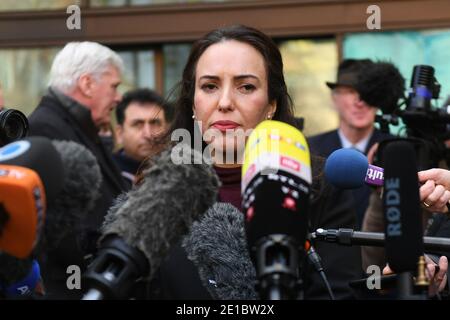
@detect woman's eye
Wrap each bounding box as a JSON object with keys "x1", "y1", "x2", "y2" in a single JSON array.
[
  {"x1": 201, "y1": 83, "x2": 217, "y2": 92},
  {"x1": 240, "y1": 84, "x2": 256, "y2": 92}
]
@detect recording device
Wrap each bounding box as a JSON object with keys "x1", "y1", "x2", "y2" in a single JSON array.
[
  {"x1": 0, "y1": 137, "x2": 101, "y2": 255},
  {"x1": 0, "y1": 108, "x2": 29, "y2": 147},
  {"x1": 0, "y1": 137, "x2": 101, "y2": 299},
  {"x1": 0, "y1": 257, "x2": 41, "y2": 298},
  {"x1": 242, "y1": 120, "x2": 311, "y2": 300},
  {"x1": 43, "y1": 140, "x2": 101, "y2": 252},
  {"x1": 0, "y1": 136, "x2": 64, "y2": 202},
  {"x1": 0, "y1": 136, "x2": 62, "y2": 258},
  {"x1": 182, "y1": 202, "x2": 258, "y2": 300},
  {"x1": 0, "y1": 165, "x2": 45, "y2": 259},
  {"x1": 382, "y1": 141, "x2": 424, "y2": 273},
  {"x1": 82, "y1": 147, "x2": 219, "y2": 300},
  {"x1": 361, "y1": 63, "x2": 450, "y2": 169},
  {"x1": 325, "y1": 148, "x2": 383, "y2": 189},
  {"x1": 382, "y1": 141, "x2": 426, "y2": 299}
]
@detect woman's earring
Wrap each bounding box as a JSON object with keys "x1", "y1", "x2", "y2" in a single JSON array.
[
  {"x1": 192, "y1": 114, "x2": 196, "y2": 119},
  {"x1": 267, "y1": 114, "x2": 272, "y2": 120}
]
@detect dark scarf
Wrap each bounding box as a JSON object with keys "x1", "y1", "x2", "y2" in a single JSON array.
[{"x1": 214, "y1": 166, "x2": 242, "y2": 210}]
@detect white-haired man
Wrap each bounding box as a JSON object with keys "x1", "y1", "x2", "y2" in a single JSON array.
[{"x1": 28, "y1": 42, "x2": 127, "y2": 299}]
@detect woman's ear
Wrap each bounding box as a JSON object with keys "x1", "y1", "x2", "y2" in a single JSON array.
[{"x1": 269, "y1": 100, "x2": 277, "y2": 118}]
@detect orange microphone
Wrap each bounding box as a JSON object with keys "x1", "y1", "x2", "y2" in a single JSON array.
[{"x1": 0, "y1": 165, "x2": 45, "y2": 259}]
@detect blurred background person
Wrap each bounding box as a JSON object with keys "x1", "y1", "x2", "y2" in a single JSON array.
[
  {"x1": 113, "y1": 88, "x2": 172, "y2": 188},
  {"x1": 27, "y1": 41, "x2": 128, "y2": 299},
  {"x1": 308, "y1": 59, "x2": 395, "y2": 229}
]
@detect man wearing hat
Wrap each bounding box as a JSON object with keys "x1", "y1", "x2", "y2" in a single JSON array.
[{"x1": 308, "y1": 58, "x2": 392, "y2": 229}]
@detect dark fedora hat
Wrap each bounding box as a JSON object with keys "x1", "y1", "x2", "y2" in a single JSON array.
[{"x1": 326, "y1": 58, "x2": 374, "y2": 89}]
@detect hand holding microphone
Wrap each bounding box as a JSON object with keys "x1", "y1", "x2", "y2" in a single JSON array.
[
  {"x1": 325, "y1": 148, "x2": 450, "y2": 213},
  {"x1": 418, "y1": 168, "x2": 450, "y2": 213}
]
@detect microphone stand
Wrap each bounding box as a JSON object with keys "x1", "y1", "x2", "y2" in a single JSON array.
[
  {"x1": 312, "y1": 229, "x2": 433, "y2": 300},
  {"x1": 254, "y1": 234, "x2": 303, "y2": 300},
  {"x1": 312, "y1": 228, "x2": 450, "y2": 252},
  {"x1": 396, "y1": 272, "x2": 416, "y2": 300},
  {"x1": 396, "y1": 256, "x2": 428, "y2": 300}
]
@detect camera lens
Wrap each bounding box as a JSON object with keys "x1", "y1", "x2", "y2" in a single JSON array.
[{"x1": 0, "y1": 108, "x2": 29, "y2": 146}]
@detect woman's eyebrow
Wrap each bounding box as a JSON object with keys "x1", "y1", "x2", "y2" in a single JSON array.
[
  {"x1": 234, "y1": 74, "x2": 259, "y2": 81},
  {"x1": 198, "y1": 75, "x2": 219, "y2": 81}
]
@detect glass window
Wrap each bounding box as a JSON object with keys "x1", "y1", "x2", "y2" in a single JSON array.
[
  {"x1": 163, "y1": 43, "x2": 191, "y2": 98},
  {"x1": 0, "y1": 48, "x2": 61, "y2": 115},
  {"x1": 117, "y1": 49, "x2": 156, "y2": 93},
  {"x1": 90, "y1": 0, "x2": 258, "y2": 7},
  {"x1": 0, "y1": 0, "x2": 80, "y2": 11},
  {"x1": 0, "y1": 47, "x2": 156, "y2": 116},
  {"x1": 279, "y1": 38, "x2": 338, "y2": 137}
]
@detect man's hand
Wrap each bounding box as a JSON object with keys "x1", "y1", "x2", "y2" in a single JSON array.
[
  {"x1": 383, "y1": 255, "x2": 448, "y2": 297},
  {"x1": 418, "y1": 169, "x2": 450, "y2": 213}
]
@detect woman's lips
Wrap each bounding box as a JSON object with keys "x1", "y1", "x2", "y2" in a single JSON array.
[{"x1": 211, "y1": 121, "x2": 240, "y2": 131}]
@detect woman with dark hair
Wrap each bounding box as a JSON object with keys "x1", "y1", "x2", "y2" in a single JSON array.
[{"x1": 146, "y1": 25, "x2": 362, "y2": 300}]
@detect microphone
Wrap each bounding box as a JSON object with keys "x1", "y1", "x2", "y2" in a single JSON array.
[
  {"x1": 312, "y1": 228, "x2": 450, "y2": 252},
  {"x1": 0, "y1": 165, "x2": 46, "y2": 259},
  {"x1": 242, "y1": 120, "x2": 312, "y2": 300},
  {"x1": 0, "y1": 138, "x2": 102, "y2": 299},
  {"x1": 0, "y1": 255, "x2": 42, "y2": 298},
  {"x1": 355, "y1": 61, "x2": 405, "y2": 115},
  {"x1": 325, "y1": 148, "x2": 384, "y2": 189},
  {"x1": 381, "y1": 141, "x2": 424, "y2": 273},
  {"x1": 82, "y1": 146, "x2": 220, "y2": 300},
  {"x1": 0, "y1": 136, "x2": 64, "y2": 201},
  {"x1": 182, "y1": 202, "x2": 257, "y2": 300},
  {"x1": 43, "y1": 140, "x2": 102, "y2": 251},
  {"x1": 0, "y1": 138, "x2": 102, "y2": 254},
  {"x1": 0, "y1": 137, "x2": 64, "y2": 258}
]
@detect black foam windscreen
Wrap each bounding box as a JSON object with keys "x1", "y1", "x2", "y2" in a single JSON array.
[
  {"x1": 0, "y1": 136, "x2": 64, "y2": 202},
  {"x1": 0, "y1": 253, "x2": 33, "y2": 287},
  {"x1": 382, "y1": 140, "x2": 423, "y2": 272},
  {"x1": 243, "y1": 171, "x2": 310, "y2": 249}
]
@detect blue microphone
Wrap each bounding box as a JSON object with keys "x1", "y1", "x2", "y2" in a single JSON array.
[
  {"x1": 325, "y1": 148, "x2": 384, "y2": 189},
  {"x1": 0, "y1": 260, "x2": 41, "y2": 298}
]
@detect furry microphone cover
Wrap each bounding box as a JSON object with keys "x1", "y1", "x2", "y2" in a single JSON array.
[
  {"x1": 43, "y1": 140, "x2": 102, "y2": 251},
  {"x1": 183, "y1": 202, "x2": 258, "y2": 300},
  {"x1": 101, "y1": 147, "x2": 220, "y2": 281},
  {"x1": 356, "y1": 61, "x2": 405, "y2": 114}
]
